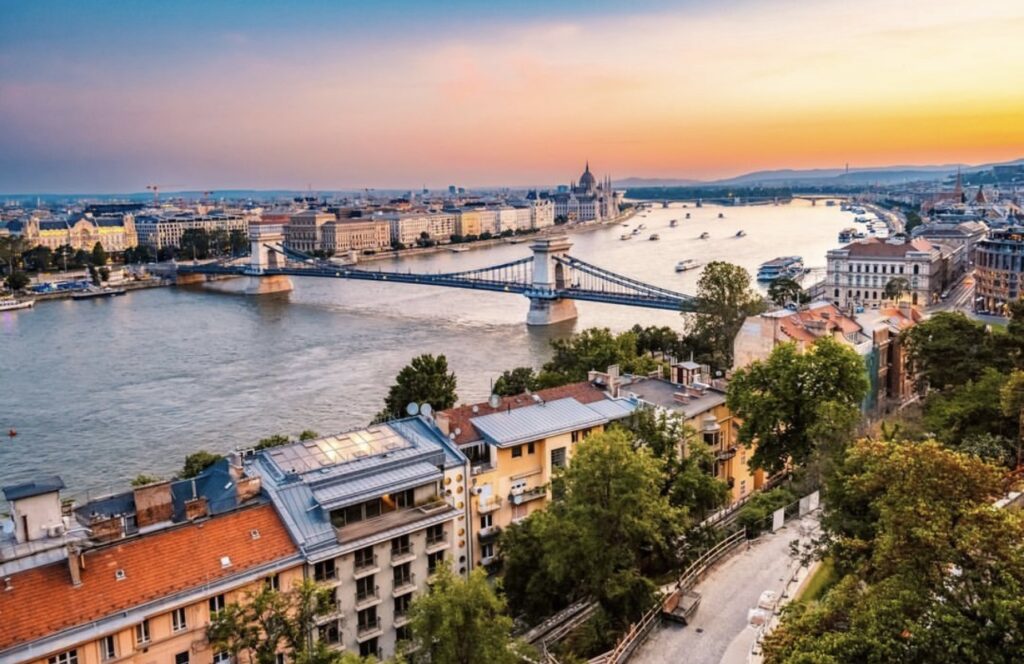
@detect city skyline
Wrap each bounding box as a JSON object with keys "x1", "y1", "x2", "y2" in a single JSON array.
[{"x1": 2, "y1": 0, "x2": 1024, "y2": 193}]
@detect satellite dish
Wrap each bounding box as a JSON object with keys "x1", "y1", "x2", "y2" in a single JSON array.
[
  {"x1": 454, "y1": 427, "x2": 462, "y2": 436},
  {"x1": 488, "y1": 394, "x2": 501, "y2": 409},
  {"x1": 421, "y1": 403, "x2": 433, "y2": 417},
  {"x1": 406, "y1": 402, "x2": 420, "y2": 416}
]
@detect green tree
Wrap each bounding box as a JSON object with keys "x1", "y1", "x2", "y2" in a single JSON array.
[
  {"x1": 23, "y1": 245, "x2": 53, "y2": 271},
  {"x1": 0, "y1": 235, "x2": 26, "y2": 275},
  {"x1": 256, "y1": 434, "x2": 291, "y2": 450},
  {"x1": 131, "y1": 474, "x2": 161, "y2": 487},
  {"x1": 726, "y1": 337, "x2": 868, "y2": 475},
  {"x1": 543, "y1": 328, "x2": 656, "y2": 383},
  {"x1": 904, "y1": 209, "x2": 923, "y2": 233},
  {"x1": 179, "y1": 228, "x2": 211, "y2": 260},
  {"x1": 767, "y1": 277, "x2": 807, "y2": 308},
  {"x1": 492, "y1": 367, "x2": 539, "y2": 396},
  {"x1": 91, "y1": 241, "x2": 108, "y2": 267},
  {"x1": 685, "y1": 261, "x2": 767, "y2": 369},
  {"x1": 208, "y1": 579, "x2": 337, "y2": 664},
  {"x1": 229, "y1": 229, "x2": 250, "y2": 256},
  {"x1": 4, "y1": 270, "x2": 30, "y2": 291},
  {"x1": 376, "y1": 354, "x2": 458, "y2": 422},
  {"x1": 408, "y1": 565, "x2": 526, "y2": 664},
  {"x1": 298, "y1": 429, "x2": 319, "y2": 441},
  {"x1": 181, "y1": 450, "x2": 224, "y2": 478},
  {"x1": 923, "y1": 368, "x2": 1013, "y2": 444},
  {"x1": 883, "y1": 276, "x2": 910, "y2": 302},
  {"x1": 902, "y1": 312, "x2": 998, "y2": 392},
  {"x1": 500, "y1": 510, "x2": 575, "y2": 621}
]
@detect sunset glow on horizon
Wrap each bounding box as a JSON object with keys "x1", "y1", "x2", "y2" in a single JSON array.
[{"x1": 2, "y1": 0, "x2": 1023, "y2": 192}]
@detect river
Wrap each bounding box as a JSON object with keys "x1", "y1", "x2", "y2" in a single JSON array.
[{"x1": 0, "y1": 200, "x2": 854, "y2": 496}]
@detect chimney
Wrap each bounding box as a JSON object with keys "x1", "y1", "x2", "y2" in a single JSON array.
[
  {"x1": 133, "y1": 481, "x2": 173, "y2": 528},
  {"x1": 184, "y1": 496, "x2": 209, "y2": 521},
  {"x1": 67, "y1": 544, "x2": 83, "y2": 587}
]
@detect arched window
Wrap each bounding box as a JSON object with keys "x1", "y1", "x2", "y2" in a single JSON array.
[{"x1": 913, "y1": 265, "x2": 920, "y2": 275}]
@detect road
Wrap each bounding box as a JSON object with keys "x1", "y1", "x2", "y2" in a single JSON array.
[{"x1": 633, "y1": 514, "x2": 820, "y2": 664}]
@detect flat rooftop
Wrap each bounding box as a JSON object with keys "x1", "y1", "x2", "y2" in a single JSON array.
[{"x1": 623, "y1": 378, "x2": 726, "y2": 419}]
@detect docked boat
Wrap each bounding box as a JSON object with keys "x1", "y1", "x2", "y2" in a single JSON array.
[
  {"x1": 71, "y1": 286, "x2": 127, "y2": 300},
  {"x1": 637, "y1": 223, "x2": 646, "y2": 230},
  {"x1": 717, "y1": 213, "x2": 725, "y2": 219},
  {"x1": 735, "y1": 230, "x2": 746, "y2": 237},
  {"x1": 757, "y1": 256, "x2": 804, "y2": 282},
  {"x1": 632, "y1": 228, "x2": 641, "y2": 236},
  {"x1": 0, "y1": 296, "x2": 34, "y2": 312},
  {"x1": 685, "y1": 213, "x2": 691, "y2": 219},
  {"x1": 449, "y1": 245, "x2": 470, "y2": 253},
  {"x1": 699, "y1": 232, "x2": 710, "y2": 239},
  {"x1": 649, "y1": 234, "x2": 660, "y2": 241},
  {"x1": 838, "y1": 227, "x2": 857, "y2": 243},
  {"x1": 675, "y1": 259, "x2": 704, "y2": 272},
  {"x1": 854, "y1": 215, "x2": 870, "y2": 223},
  {"x1": 620, "y1": 233, "x2": 631, "y2": 240}
]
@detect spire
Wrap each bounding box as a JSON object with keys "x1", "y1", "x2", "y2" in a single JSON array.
[
  {"x1": 975, "y1": 185, "x2": 987, "y2": 205},
  {"x1": 585, "y1": 160, "x2": 590, "y2": 174},
  {"x1": 953, "y1": 167, "x2": 964, "y2": 201}
]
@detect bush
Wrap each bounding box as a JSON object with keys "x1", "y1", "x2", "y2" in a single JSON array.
[
  {"x1": 735, "y1": 487, "x2": 797, "y2": 535},
  {"x1": 4, "y1": 270, "x2": 30, "y2": 291}
]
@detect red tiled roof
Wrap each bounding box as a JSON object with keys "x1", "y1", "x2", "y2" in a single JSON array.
[
  {"x1": 0, "y1": 503, "x2": 297, "y2": 652},
  {"x1": 774, "y1": 303, "x2": 863, "y2": 344},
  {"x1": 439, "y1": 382, "x2": 607, "y2": 444},
  {"x1": 843, "y1": 237, "x2": 934, "y2": 257}
]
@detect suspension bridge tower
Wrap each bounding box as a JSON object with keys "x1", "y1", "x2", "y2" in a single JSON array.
[
  {"x1": 526, "y1": 235, "x2": 578, "y2": 326},
  {"x1": 240, "y1": 220, "x2": 293, "y2": 294}
]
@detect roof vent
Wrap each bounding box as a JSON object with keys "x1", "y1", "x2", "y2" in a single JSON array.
[
  {"x1": 220, "y1": 556, "x2": 232, "y2": 569},
  {"x1": 250, "y1": 529, "x2": 261, "y2": 540},
  {"x1": 115, "y1": 569, "x2": 126, "y2": 581},
  {"x1": 3, "y1": 577, "x2": 11, "y2": 591}
]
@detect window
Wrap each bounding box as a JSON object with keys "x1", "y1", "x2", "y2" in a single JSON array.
[
  {"x1": 135, "y1": 619, "x2": 151, "y2": 645},
  {"x1": 511, "y1": 445, "x2": 523, "y2": 458},
  {"x1": 355, "y1": 546, "x2": 375, "y2": 570},
  {"x1": 276, "y1": 655, "x2": 286, "y2": 664},
  {"x1": 527, "y1": 442, "x2": 535, "y2": 455},
  {"x1": 172, "y1": 606, "x2": 187, "y2": 632},
  {"x1": 317, "y1": 620, "x2": 341, "y2": 645},
  {"x1": 49, "y1": 650, "x2": 78, "y2": 664},
  {"x1": 480, "y1": 513, "x2": 492, "y2": 530},
  {"x1": 571, "y1": 430, "x2": 580, "y2": 443},
  {"x1": 389, "y1": 488, "x2": 415, "y2": 509},
  {"x1": 175, "y1": 653, "x2": 190, "y2": 664},
  {"x1": 265, "y1": 573, "x2": 280, "y2": 591},
  {"x1": 551, "y1": 447, "x2": 566, "y2": 468},
  {"x1": 100, "y1": 636, "x2": 116, "y2": 661},
  {"x1": 394, "y1": 562, "x2": 412, "y2": 588},
  {"x1": 394, "y1": 593, "x2": 412, "y2": 617},
  {"x1": 314, "y1": 559, "x2": 337, "y2": 582},
  {"x1": 209, "y1": 594, "x2": 226, "y2": 615},
  {"x1": 356, "y1": 575, "x2": 377, "y2": 601},
  {"x1": 428, "y1": 551, "x2": 445, "y2": 575},
  {"x1": 213, "y1": 653, "x2": 231, "y2": 664},
  {"x1": 391, "y1": 534, "x2": 411, "y2": 556},
  {"x1": 359, "y1": 637, "x2": 379, "y2": 658},
  {"x1": 481, "y1": 542, "x2": 495, "y2": 559},
  {"x1": 396, "y1": 625, "x2": 411, "y2": 642}
]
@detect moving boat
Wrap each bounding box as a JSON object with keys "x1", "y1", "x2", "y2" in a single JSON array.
[
  {"x1": 669, "y1": 219, "x2": 678, "y2": 227},
  {"x1": 649, "y1": 234, "x2": 660, "y2": 241},
  {"x1": 757, "y1": 256, "x2": 804, "y2": 282},
  {"x1": 449, "y1": 245, "x2": 470, "y2": 253},
  {"x1": 717, "y1": 213, "x2": 725, "y2": 219},
  {"x1": 0, "y1": 296, "x2": 34, "y2": 312},
  {"x1": 685, "y1": 213, "x2": 691, "y2": 219},
  {"x1": 699, "y1": 232, "x2": 710, "y2": 239},
  {"x1": 632, "y1": 228, "x2": 641, "y2": 236},
  {"x1": 71, "y1": 286, "x2": 127, "y2": 300},
  {"x1": 675, "y1": 259, "x2": 704, "y2": 272},
  {"x1": 620, "y1": 233, "x2": 631, "y2": 240},
  {"x1": 735, "y1": 230, "x2": 746, "y2": 237}
]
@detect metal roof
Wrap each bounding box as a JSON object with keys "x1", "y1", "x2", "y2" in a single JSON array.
[
  {"x1": 3, "y1": 476, "x2": 65, "y2": 501},
  {"x1": 469, "y1": 398, "x2": 614, "y2": 448},
  {"x1": 312, "y1": 460, "x2": 442, "y2": 510}
]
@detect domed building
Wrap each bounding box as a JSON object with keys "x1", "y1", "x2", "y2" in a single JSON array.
[{"x1": 551, "y1": 161, "x2": 621, "y2": 223}]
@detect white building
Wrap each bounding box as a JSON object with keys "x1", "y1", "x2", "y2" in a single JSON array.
[
  {"x1": 826, "y1": 237, "x2": 946, "y2": 308},
  {"x1": 135, "y1": 212, "x2": 247, "y2": 250}
]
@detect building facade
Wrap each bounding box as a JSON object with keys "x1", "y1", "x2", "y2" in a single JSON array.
[
  {"x1": 135, "y1": 213, "x2": 247, "y2": 251},
  {"x1": 284, "y1": 210, "x2": 334, "y2": 254},
  {"x1": 550, "y1": 163, "x2": 621, "y2": 223},
  {"x1": 826, "y1": 237, "x2": 945, "y2": 308},
  {"x1": 322, "y1": 219, "x2": 391, "y2": 254},
  {"x1": 975, "y1": 226, "x2": 1024, "y2": 313},
  {"x1": 15, "y1": 213, "x2": 138, "y2": 253}
]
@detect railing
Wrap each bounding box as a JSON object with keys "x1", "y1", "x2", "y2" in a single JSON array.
[
  {"x1": 511, "y1": 486, "x2": 547, "y2": 504},
  {"x1": 354, "y1": 554, "x2": 378, "y2": 574},
  {"x1": 426, "y1": 530, "x2": 448, "y2": 547},
  {"x1": 478, "y1": 525, "x2": 503, "y2": 540},
  {"x1": 355, "y1": 585, "x2": 380, "y2": 607},
  {"x1": 391, "y1": 543, "x2": 413, "y2": 558},
  {"x1": 393, "y1": 573, "x2": 416, "y2": 594},
  {"x1": 478, "y1": 495, "x2": 504, "y2": 513},
  {"x1": 357, "y1": 617, "x2": 382, "y2": 638}
]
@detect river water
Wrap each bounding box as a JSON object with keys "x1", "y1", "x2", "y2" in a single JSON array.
[{"x1": 0, "y1": 201, "x2": 853, "y2": 495}]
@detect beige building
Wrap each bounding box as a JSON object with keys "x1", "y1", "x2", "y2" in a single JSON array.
[
  {"x1": 20, "y1": 213, "x2": 138, "y2": 253},
  {"x1": 826, "y1": 237, "x2": 946, "y2": 308},
  {"x1": 322, "y1": 218, "x2": 391, "y2": 254},
  {"x1": 285, "y1": 210, "x2": 334, "y2": 253},
  {"x1": 381, "y1": 211, "x2": 458, "y2": 246},
  {"x1": 135, "y1": 213, "x2": 246, "y2": 251},
  {"x1": 453, "y1": 209, "x2": 482, "y2": 237}
]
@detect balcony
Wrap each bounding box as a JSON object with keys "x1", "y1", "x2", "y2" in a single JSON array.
[
  {"x1": 356, "y1": 617, "x2": 383, "y2": 642},
  {"x1": 353, "y1": 554, "x2": 379, "y2": 579},
  {"x1": 315, "y1": 604, "x2": 345, "y2": 625},
  {"x1": 390, "y1": 543, "x2": 415, "y2": 566},
  {"x1": 355, "y1": 586, "x2": 381, "y2": 610},
  {"x1": 478, "y1": 525, "x2": 502, "y2": 542},
  {"x1": 335, "y1": 501, "x2": 455, "y2": 545},
  {"x1": 393, "y1": 610, "x2": 411, "y2": 627},
  {"x1": 509, "y1": 486, "x2": 547, "y2": 505},
  {"x1": 392, "y1": 573, "x2": 416, "y2": 597},
  {"x1": 480, "y1": 554, "x2": 498, "y2": 567},
  {"x1": 715, "y1": 446, "x2": 737, "y2": 462},
  {"x1": 471, "y1": 461, "x2": 495, "y2": 476},
  {"x1": 477, "y1": 495, "x2": 503, "y2": 514},
  {"x1": 425, "y1": 531, "x2": 449, "y2": 554}
]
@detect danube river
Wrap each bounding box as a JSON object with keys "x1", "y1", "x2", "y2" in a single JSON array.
[{"x1": 1, "y1": 201, "x2": 854, "y2": 496}]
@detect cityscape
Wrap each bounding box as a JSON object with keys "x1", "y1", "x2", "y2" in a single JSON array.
[{"x1": 2, "y1": 2, "x2": 1024, "y2": 664}]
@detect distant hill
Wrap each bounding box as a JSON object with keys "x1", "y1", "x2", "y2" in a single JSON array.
[{"x1": 613, "y1": 177, "x2": 703, "y2": 188}]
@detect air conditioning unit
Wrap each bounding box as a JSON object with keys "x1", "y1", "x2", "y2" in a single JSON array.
[{"x1": 47, "y1": 524, "x2": 65, "y2": 537}]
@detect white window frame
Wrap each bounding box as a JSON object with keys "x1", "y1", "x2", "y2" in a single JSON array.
[
  {"x1": 135, "y1": 619, "x2": 151, "y2": 646},
  {"x1": 172, "y1": 606, "x2": 187, "y2": 633}
]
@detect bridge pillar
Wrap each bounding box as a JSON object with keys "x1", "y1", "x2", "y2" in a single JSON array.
[
  {"x1": 526, "y1": 235, "x2": 578, "y2": 326},
  {"x1": 239, "y1": 222, "x2": 293, "y2": 295}
]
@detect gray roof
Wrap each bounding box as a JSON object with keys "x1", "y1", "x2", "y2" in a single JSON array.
[
  {"x1": 470, "y1": 397, "x2": 623, "y2": 447},
  {"x1": 3, "y1": 476, "x2": 64, "y2": 501},
  {"x1": 312, "y1": 460, "x2": 442, "y2": 510},
  {"x1": 624, "y1": 379, "x2": 727, "y2": 419}
]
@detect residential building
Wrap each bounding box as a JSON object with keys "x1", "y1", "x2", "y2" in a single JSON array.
[
  {"x1": 453, "y1": 208, "x2": 482, "y2": 237},
  {"x1": 530, "y1": 198, "x2": 555, "y2": 229},
  {"x1": 244, "y1": 417, "x2": 470, "y2": 658},
  {"x1": 381, "y1": 211, "x2": 458, "y2": 246},
  {"x1": 285, "y1": 210, "x2": 334, "y2": 254},
  {"x1": 322, "y1": 219, "x2": 391, "y2": 254},
  {"x1": 436, "y1": 383, "x2": 635, "y2": 568},
  {"x1": 732, "y1": 301, "x2": 921, "y2": 415},
  {"x1": 135, "y1": 213, "x2": 247, "y2": 251},
  {"x1": 975, "y1": 226, "x2": 1024, "y2": 313},
  {"x1": 825, "y1": 237, "x2": 946, "y2": 308},
  {"x1": 911, "y1": 220, "x2": 988, "y2": 272},
  {"x1": 0, "y1": 467, "x2": 302, "y2": 664}
]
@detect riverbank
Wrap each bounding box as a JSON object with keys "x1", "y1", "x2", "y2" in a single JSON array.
[{"x1": 15, "y1": 277, "x2": 168, "y2": 303}]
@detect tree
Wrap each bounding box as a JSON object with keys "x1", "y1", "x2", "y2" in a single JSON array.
[
  {"x1": 542, "y1": 328, "x2": 656, "y2": 384},
  {"x1": 298, "y1": 429, "x2": 319, "y2": 441},
  {"x1": 500, "y1": 510, "x2": 575, "y2": 621},
  {"x1": 131, "y1": 474, "x2": 161, "y2": 487},
  {"x1": 256, "y1": 434, "x2": 291, "y2": 450},
  {"x1": 208, "y1": 579, "x2": 337, "y2": 664},
  {"x1": 493, "y1": 367, "x2": 539, "y2": 396},
  {"x1": 883, "y1": 276, "x2": 910, "y2": 302},
  {"x1": 181, "y1": 450, "x2": 223, "y2": 478},
  {"x1": 91, "y1": 241, "x2": 108, "y2": 267},
  {"x1": 0, "y1": 235, "x2": 26, "y2": 275},
  {"x1": 23, "y1": 245, "x2": 53, "y2": 271},
  {"x1": 376, "y1": 354, "x2": 458, "y2": 422},
  {"x1": 685, "y1": 261, "x2": 767, "y2": 369},
  {"x1": 99, "y1": 266, "x2": 110, "y2": 282},
  {"x1": 408, "y1": 565, "x2": 526, "y2": 664},
  {"x1": 765, "y1": 439, "x2": 1024, "y2": 663},
  {"x1": 904, "y1": 209, "x2": 923, "y2": 233},
  {"x1": 4, "y1": 270, "x2": 30, "y2": 291},
  {"x1": 727, "y1": 337, "x2": 868, "y2": 475},
  {"x1": 922, "y1": 368, "x2": 1013, "y2": 444},
  {"x1": 229, "y1": 229, "x2": 249, "y2": 256},
  {"x1": 179, "y1": 228, "x2": 211, "y2": 260},
  {"x1": 902, "y1": 312, "x2": 999, "y2": 392},
  {"x1": 767, "y1": 277, "x2": 807, "y2": 308}
]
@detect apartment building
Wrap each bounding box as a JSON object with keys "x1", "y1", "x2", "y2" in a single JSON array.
[
  {"x1": 975, "y1": 226, "x2": 1024, "y2": 313},
  {"x1": 436, "y1": 383, "x2": 635, "y2": 568},
  {"x1": 285, "y1": 210, "x2": 334, "y2": 253},
  {"x1": 244, "y1": 417, "x2": 470, "y2": 659},
  {"x1": 826, "y1": 237, "x2": 946, "y2": 308},
  {"x1": 453, "y1": 208, "x2": 482, "y2": 237},
  {"x1": 322, "y1": 219, "x2": 391, "y2": 254},
  {"x1": 134, "y1": 213, "x2": 247, "y2": 251},
  {"x1": 381, "y1": 211, "x2": 458, "y2": 246},
  {"x1": 0, "y1": 468, "x2": 302, "y2": 664}
]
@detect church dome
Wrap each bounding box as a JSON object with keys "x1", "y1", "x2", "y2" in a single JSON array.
[{"x1": 579, "y1": 161, "x2": 596, "y2": 189}]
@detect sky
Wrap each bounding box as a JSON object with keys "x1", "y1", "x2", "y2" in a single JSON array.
[{"x1": 2, "y1": 0, "x2": 1023, "y2": 193}]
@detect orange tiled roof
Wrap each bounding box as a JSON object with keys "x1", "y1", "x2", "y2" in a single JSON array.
[
  {"x1": 0, "y1": 503, "x2": 297, "y2": 652},
  {"x1": 844, "y1": 237, "x2": 934, "y2": 257},
  {"x1": 440, "y1": 382, "x2": 607, "y2": 444},
  {"x1": 773, "y1": 303, "x2": 863, "y2": 344}
]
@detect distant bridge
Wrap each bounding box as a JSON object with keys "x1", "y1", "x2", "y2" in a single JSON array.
[{"x1": 175, "y1": 227, "x2": 696, "y2": 325}]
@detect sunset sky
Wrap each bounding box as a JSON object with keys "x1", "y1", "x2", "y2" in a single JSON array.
[{"x1": 2, "y1": 0, "x2": 1023, "y2": 193}]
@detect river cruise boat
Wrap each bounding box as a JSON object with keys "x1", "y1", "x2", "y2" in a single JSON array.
[
  {"x1": 757, "y1": 256, "x2": 804, "y2": 282},
  {"x1": 838, "y1": 227, "x2": 857, "y2": 243},
  {"x1": 675, "y1": 259, "x2": 703, "y2": 272},
  {"x1": 72, "y1": 286, "x2": 127, "y2": 300},
  {"x1": 699, "y1": 231, "x2": 710, "y2": 239},
  {"x1": 0, "y1": 296, "x2": 34, "y2": 312},
  {"x1": 449, "y1": 245, "x2": 470, "y2": 253},
  {"x1": 620, "y1": 233, "x2": 631, "y2": 240},
  {"x1": 649, "y1": 234, "x2": 660, "y2": 241},
  {"x1": 735, "y1": 230, "x2": 746, "y2": 237}
]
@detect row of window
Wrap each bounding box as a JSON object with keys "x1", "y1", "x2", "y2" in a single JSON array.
[
  {"x1": 843, "y1": 262, "x2": 920, "y2": 275},
  {"x1": 314, "y1": 529, "x2": 444, "y2": 582}
]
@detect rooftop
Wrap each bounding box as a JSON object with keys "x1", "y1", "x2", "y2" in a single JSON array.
[
  {"x1": 838, "y1": 237, "x2": 936, "y2": 258},
  {"x1": 2, "y1": 476, "x2": 65, "y2": 501},
  {"x1": 622, "y1": 378, "x2": 727, "y2": 419},
  {"x1": 469, "y1": 397, "x2": 633, "y2": 448}
]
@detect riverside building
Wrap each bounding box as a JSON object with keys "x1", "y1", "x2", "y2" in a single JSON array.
[
  {"x1": 826, "y1": 237, "x2": 946, "y2": 308},
  {"x1": 135, "y1": 212, "x2": 247, "y2": 251},
  {"x1": 975, "y1": 226, "x2": 1024, "y2": 313}
]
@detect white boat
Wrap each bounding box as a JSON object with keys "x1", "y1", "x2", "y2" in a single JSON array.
[
  {"x1": 0, "y1": 296, "x2": 34, "y2": 312},
  {"x1": 757, "y1": 256, "x2": 804, "y2": 282},
  {"x1": 649, "y1": 234, "x2": 660, "y2": 241},
  {"x1": 632, "y1": 228, "x2": 641, "y2": 236},
  {"x1": 449, "y1": 246, "x2": 470, "y2": 253},
  {"x1": 669, "y1": 219, "x2": 678, "y2": 227},
  {"x1": 699, "y1": 231, "x2": 710, "y2": 239},
  {"x1": 71, "y1": 286, "x2": 127, "y2": 300},
  {"x1": 675, "y1": 259, "x2": 703, "y2": 272},
  {"x1": 735, "y1": 230, "x2": 746, "y2": 237},
  {"x1": 620, "y1": 233, "x2": 631, "y2": 240}
]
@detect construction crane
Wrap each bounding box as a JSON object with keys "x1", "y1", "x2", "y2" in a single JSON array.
[{"x1": 145, "y1": 184, "x2": 184, "y2": 205}]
